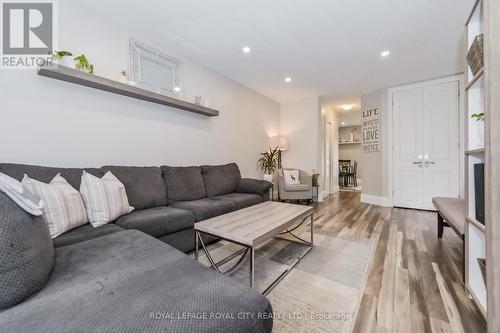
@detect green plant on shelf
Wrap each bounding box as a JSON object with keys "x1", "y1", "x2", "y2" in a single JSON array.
[
  {"x1": 52, "y1": 50, "x2": 73, "y2": 60},
  {"x1": 471, "y1": 112, "x2": 485, "y2": 122},
  {"x1": 312, "y1": 171, "x2": 320, "y2": 187},
  {"x1": 74, "y1": 54, "x2": 94, "y2": 74}
]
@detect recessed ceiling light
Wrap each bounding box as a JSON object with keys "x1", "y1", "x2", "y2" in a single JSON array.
[
  {"x1": 339, "y1": 104, "x2": 353, "y2": 111},
  {"x1": 242, "y1": 46, "x2": 251, "y2": 53},
  {"x1": 284, "y1": 77, "x2": 292, "y2": 83},
  {"x1": 381, "y1": 50, "x2": 390, "y2": 57},
  {"x1": 174, "y1": 87, "x2": 181, "y2": 92},
  {"x1": 341, "y1": 122, "x2": 346, "y2": 126}
]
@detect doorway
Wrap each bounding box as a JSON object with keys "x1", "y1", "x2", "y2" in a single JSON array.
[
  {"x1": 338, "y1": 111, "x2": 362, "y2": 192},
  {"x1": 325, "y1": 121, "x2": 332, "y2": 195}
]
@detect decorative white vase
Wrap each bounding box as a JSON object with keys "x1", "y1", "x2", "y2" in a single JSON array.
[
  {"x1": 263, "y1": 174, "x2": 273, "y2": 183},
  {"x1": 57, "y1": 56, "x2": 75, "y2": 68},
  {"x1": 475, "y1": 120, "x2": 485, "y2": 147}
]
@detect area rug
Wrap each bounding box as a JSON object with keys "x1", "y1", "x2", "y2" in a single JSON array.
[{"x1": 195, "y1": 226, "x2": 374, "y2": 333}]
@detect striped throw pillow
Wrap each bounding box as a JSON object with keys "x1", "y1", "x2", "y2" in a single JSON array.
[
  {"x1": 80, "y1": 171, "x2": 133, "y2": 227},
  {"x1": 22, "y1": 174, "x2": 88, "y2": 238}
]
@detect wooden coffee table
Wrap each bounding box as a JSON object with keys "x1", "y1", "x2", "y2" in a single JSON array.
[{"x1": 194, "y1": 201, "x2": 314, "y2": 294}]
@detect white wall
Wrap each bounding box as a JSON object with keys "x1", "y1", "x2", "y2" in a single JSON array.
[
  {"x1": 0, "y1": 1, "x2": 280, "y2": 178},
  {"x1": 360, "y1": 89, "x2": 389, "y2": 198},
  {"x1": 280, "y1": 96, "x2": 322, "y2": 175}
]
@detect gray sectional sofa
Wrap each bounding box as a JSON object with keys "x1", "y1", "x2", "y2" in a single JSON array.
[{"x1": 0, "y1": 162, "x2": 273, "y2": 333}]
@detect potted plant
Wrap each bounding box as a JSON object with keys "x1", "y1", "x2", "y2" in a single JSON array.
[
  {"x1": 257, "y1": 147, "x2": 279, "y2": 182},
  {"x1": 312, "y1": 171, "x2": 321, "y2": 202},
  {"x1": 52, "y1": 50, "x2": 74, "y2": 67},
  {"x1": 471, "y1": 112, "x2": 485, "y2": 145},
  {"x1": 74, "y1": 54, "x2": 94, "y2": 74}
]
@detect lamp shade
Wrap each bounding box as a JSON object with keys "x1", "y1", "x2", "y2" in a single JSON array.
[{"x1": 270, "y1": 136, "x2": 289, "y2": 151}]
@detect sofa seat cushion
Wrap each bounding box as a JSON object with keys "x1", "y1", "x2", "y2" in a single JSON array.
[
  {"x1": 170, "y1": 199, "x2": 236, "y2": 222},
  {"x1": 432, "y1": 197, "x2": 466, "y2": 234},
  {"x1": 0, "y1": 231, "x2": 273, "y2": 333},
  {"x1": 115, "y1": 206, "x2": 194, "y2": 237},
  {"x1": 201, "y1": 163, "x2": 241, "y2": 197},
  {"x1": 212, "y1": 193, "x2": 264, "y2": 210},
  {"x1": 53, "y1": 223, "x2": 124, "y2": 248},
  {"x1": 162, "y1": 166, "x2": 206, "y2": 203},
  {"x1": 284, "y1": 183, "x2": 311, "y2": 192}
]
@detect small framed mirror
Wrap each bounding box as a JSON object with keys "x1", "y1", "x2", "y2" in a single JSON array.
[{"x1": 129, "y1": 39, "x2": 183, "y2": 98}]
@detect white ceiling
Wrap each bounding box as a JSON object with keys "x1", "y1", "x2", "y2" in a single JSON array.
[{"x1": 74, "y1": 0, "x2": 473, "y2": 103}]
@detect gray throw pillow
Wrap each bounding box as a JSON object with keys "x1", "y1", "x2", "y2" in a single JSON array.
[{"x1": 0, "y1": 191, "x2": 54, "y2": 309}]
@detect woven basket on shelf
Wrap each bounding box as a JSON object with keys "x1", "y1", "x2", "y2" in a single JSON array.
[{"x1": 467, "y1": 34, "x2": 484, "y2": 76}]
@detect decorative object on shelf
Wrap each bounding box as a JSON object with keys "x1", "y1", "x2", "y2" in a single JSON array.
[
  {"x1": 194, "y1": 96, "x2": 202, "y2": 105},
  {"x1": 119, "y1": 69, "x2": 128, "y2": 84},
  {"x1": 74, "y1": 54, "x2": 94, "y2": 74},
  {"x1": 52, "y1": 50, "x2": 74, "y2": 67},
  {"x1": 37, "y1": 65, "x2": 219, "y2": 117},
  {"x1": 474, "y1": 163, "x2": 485, "y2": 224},
  {"x1": 471, "y1": 112, "x2": 485, "y2": 121},
  {"x1": 362, "y1": 108, "x2": 380, "y2": 152},
  {"x1": 203, "y1": 100, "x2": 211, "y2": 107},
  {"x1": 257, "y1": 147, "x2": 279, "y2": 183},
  {"x1": 467, "y1": 34, "x2": 484, "y2": 76},
  {"x1": 129, "y1": 38, "x2": 183, "y2": 98},
  {"x1": 269, "y1": 135, "x2": 289, "y2": 169}
]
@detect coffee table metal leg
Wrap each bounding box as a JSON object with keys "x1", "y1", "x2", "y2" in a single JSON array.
[
  {"x1": 195, "y1": 231, "x2": 199, "y2": 261},
  {"x1": 310, "y1": 213, "x2": 314, "y2": 246},
  {"x1": 250, "y1": 246, "x2": 255, "y2": 288}
]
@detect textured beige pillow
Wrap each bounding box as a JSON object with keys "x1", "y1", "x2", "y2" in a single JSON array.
[
  {"x1": 22, "y1": 174, "x2": 88, "y2": 238},
  {"x1": 79, "y1": 171, "x2": 133, "y2": 227}
]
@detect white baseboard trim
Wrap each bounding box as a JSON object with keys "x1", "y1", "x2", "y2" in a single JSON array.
[
  {"x1": 333, "y1": 185, "x2": 340, "y2": 194},
  {"x1": 360, "y1": 194, "x2": 393, "y2": 207}
]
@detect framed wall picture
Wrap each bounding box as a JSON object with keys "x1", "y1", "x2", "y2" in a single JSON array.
[{"x1": 129, "y1": 39, "x2": 183, "y2": 98}]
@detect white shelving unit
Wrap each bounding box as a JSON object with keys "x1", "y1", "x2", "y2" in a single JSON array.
[{"x1": 464, "y1": 0, "x2": 487, "y2": 317}]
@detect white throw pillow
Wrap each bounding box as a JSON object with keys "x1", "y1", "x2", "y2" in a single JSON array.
[
  {"x1": 283, "y1": 169, "x2": 301, "y2": 185},
  {"x1": 22, "y1": 174, "x2": 88, "y2": 238},
  {"x1": 0, "y1": 172, "x2": 43, "y2": 216},
  {"x1": 80, "y1": 171, "x2": 133, "y2": 227}
]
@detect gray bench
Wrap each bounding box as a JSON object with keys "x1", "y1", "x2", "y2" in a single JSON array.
[{"x1": 432, "y1": 197, "x2": 466, "y2": 281}]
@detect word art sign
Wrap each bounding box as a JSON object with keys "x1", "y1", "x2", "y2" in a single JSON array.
[{"x1": 362, "y1": 108, "x2": 380, "y2": 152}]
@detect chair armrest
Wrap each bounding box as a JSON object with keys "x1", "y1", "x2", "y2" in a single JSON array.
[
  {"x1": 236, "y1": 178, "x2": 272, "y2": 195},
  {"x1": 300, "y1": 170, "x2": 312, "y2": 186}
]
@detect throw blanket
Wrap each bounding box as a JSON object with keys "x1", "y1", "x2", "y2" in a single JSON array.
[{"x1": 0, "y1": 172, "x2": 43, "y2": 216}]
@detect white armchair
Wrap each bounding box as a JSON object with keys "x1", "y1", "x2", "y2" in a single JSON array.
[{"x1": 278, "y1": 169, "x2": 313, "y2": 203}]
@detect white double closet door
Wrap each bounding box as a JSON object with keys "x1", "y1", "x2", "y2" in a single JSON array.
[{"x1": 393, "y1": 80, "x2": 460, "y2": 210}]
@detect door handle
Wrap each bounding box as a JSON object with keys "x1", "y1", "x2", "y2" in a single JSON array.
[
  {"x1": 413, "y1": 161, "x2": 423, "y2": 168},
  {"x1": 424, "y1": 161, "x2": 436, "y2": 167}
]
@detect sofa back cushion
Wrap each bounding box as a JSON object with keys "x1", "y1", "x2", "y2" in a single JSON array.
[
  {"x1": 161, "y1": 166, "x2": 206, "y2": 203},
  {"x1": 201, "y1": 163, "x2": 242, "y2": 197},
  {"x1": 0, "y1": 191, "x2": 54, "y2": 309},
  {"x1": 0, "y1": 163, "x2": 103, "y2": 190},
  {"x1": 102, "y1": 166, "x2": 167, "y2": 210}
]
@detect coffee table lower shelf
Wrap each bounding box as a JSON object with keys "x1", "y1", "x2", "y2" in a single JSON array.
[{"x1": 194, "y1": 213, "x2": 314, "y2": 295}]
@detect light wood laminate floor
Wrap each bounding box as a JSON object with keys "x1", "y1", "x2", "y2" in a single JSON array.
[{"x1": 312, "y1": 192, "x2": 486, "y2": 333}]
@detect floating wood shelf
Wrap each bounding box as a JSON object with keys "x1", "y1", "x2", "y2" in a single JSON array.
[
  {"x1": 465, "y1": 147, "x2": 485, "y2": 154},
  {"x1": 467, "y1": 216, "x2": 486, "y2": 232},
  {"x1": 339, "y1": 142, "x2": 361, "y2": 145},
  {"x1": 37, "y1": 64, "x2": 219, "y2": 117}
]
